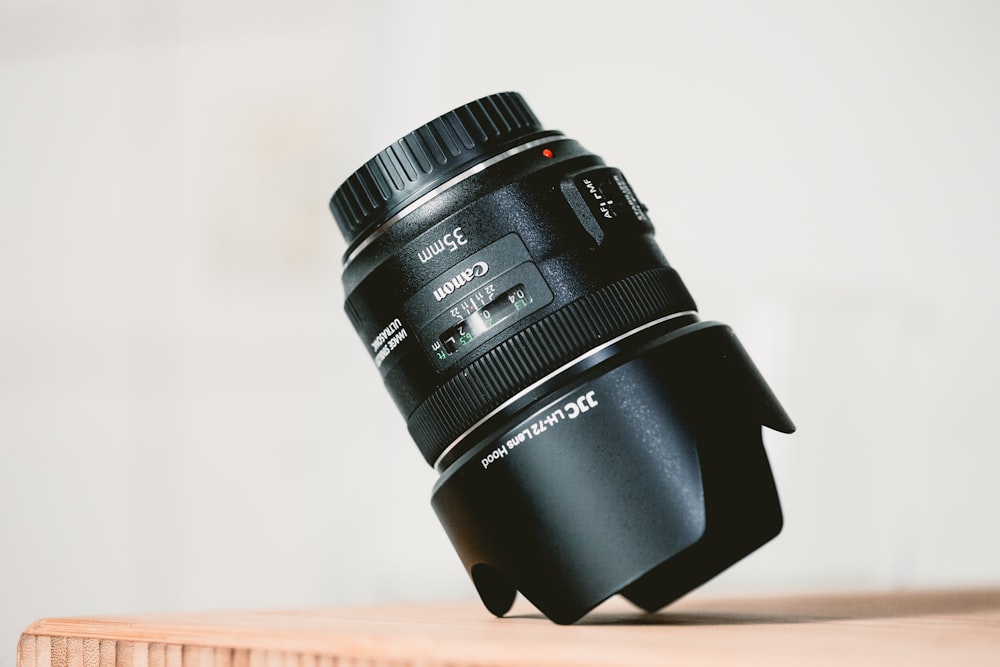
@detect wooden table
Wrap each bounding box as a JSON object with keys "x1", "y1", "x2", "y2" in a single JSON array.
[{"x1": 17, "y1": 589, "x2": 1000, "y2": 667}]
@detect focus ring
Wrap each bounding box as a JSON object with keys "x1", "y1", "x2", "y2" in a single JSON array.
[
  {"x1": 330, "y1": 92, "x2": 543, "y2": 246},
  {"x1": 408, "y1": 268, "x2": 697, "y2": 465}
]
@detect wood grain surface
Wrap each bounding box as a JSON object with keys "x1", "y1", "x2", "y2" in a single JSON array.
[{"x1": 17, "y1": 589, "x2": 1000, "y2": 667}]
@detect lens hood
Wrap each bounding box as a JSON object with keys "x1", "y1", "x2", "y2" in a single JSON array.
[{"x1": 432, "y1": 322, "x2": 793, "y2": 624}]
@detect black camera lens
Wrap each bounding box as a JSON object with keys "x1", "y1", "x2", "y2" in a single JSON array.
[{"x1": 329, "y1": 92, "x2": 795, "y2": 624}]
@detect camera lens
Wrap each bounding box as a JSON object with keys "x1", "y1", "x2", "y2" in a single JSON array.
[{"x1": 330, "y1": 92, "x2": 795, "y2": 624}]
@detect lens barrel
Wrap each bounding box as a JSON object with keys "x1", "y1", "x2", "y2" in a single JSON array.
[{"x1": 330, "y1": 92, "x2": 795, "y2": 624}]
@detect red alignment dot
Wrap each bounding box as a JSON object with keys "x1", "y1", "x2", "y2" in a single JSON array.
[{"x1": 541, "y1": 148, "x2": 554, "y2": 159}]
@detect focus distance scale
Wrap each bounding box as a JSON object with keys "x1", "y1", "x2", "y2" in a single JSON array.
[{"x1": 329, "y1": 91, "x2": 795, "y2": 624}]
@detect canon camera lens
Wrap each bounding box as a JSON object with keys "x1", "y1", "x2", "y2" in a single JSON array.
[{"x1": 329, "y1": 92, "x2": 795, "y2": 624}]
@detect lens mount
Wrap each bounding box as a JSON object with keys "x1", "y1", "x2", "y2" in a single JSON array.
[{"x1": 331, "y1": 92, "x2": 551, "y2": 260}]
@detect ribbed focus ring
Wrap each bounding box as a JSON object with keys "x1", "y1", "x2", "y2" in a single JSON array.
[
  {"x1": 330, "y1": 92, "x2": 543, "y2": 246},
  {"x1": 409, "y1": 268, "x2": 697, "y2": 465}
]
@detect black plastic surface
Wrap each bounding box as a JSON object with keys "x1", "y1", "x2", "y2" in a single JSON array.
[
  {"x1": 431, "y1": 322, "x2": 790, "y2": 624},
  {"x1": 328, "y1": 92, "x2": 796, "y2": 624}
]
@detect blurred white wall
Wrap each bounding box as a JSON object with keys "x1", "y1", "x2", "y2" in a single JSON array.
[{"x1": 2, "y1": 0, "x2": 999, "y2": 660}]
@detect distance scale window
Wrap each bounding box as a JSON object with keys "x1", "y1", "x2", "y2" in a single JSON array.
[
  {"x1": 439, "y1": 285, "x2": 533, "y2": 355},
  {"x1": 421, "y1": 261, "x2": 552, "y2": 368}
]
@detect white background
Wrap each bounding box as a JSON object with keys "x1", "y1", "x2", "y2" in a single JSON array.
[{"x1": 2, "y1": 0, "x2": 999, "y2": 662}]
